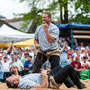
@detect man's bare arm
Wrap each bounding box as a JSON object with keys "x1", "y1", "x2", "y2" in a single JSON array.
[
  {"x1": 35, "y1": 70, "x2": 48, "y2": 88},
  {"x1": 43, "y1": 23, "x2": 56, "y2": 43},
  {"x1": 41, "y1": 70, "x2": 48, "y2": 88},
  {"x1": 34, "y1": 39, "x2": 40, "y2": 49}
]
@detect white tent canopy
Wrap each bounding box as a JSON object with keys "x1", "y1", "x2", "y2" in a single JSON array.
[{"x1": 0, "y1": 24, "x2": 34, "y2": 43}]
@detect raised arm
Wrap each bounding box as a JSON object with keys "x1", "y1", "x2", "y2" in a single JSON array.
[
  {"x1": 10, "y1": 66, "x2": 19, "y2": 76},
  {"x1": 35, "y1": 70, "x2": 48, "y2": 88}
]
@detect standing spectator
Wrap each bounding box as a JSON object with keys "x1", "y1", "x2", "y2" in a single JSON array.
[
  {"x1": 9, "y1": 52, "x2": 14, "y2": 63},
  {"x1": 7, "y1": 43, "x2": 16, "y2": 55},
  {"x1": 71, "y1": 55, "x2": 82, "y2": 78},
  {"x1": 17, "y1": 48, "x2": 23, "y2": 60},
  {"x1": 33, "y1": 11, "x2": 60, "y2": 73},
  {"x1": 60, "y1": 41, "x2": 69, "y2": 67},
  {"x1": 1, "y1": 56, "x2": 11, "y2": 72}
]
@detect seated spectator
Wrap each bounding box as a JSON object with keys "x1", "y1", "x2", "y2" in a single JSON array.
[
  {"x1": 73, "y1": 43, "x2": 79, "y2": 50},
  {"x1": 67, "y1": 53, "x2": 72, "y2": 64},
  {"x1": 71, "y1": 54, "x2": 75, "y2": 62},
  {"x1": 29, "y1": 48, "x2": 35, "y2": 62},
  {"x1": 71, "y1": 55, "x2": 82, "y2": 78},
  {"x1": 81, "y1": 56, "x2": 90, "y2": 68},
  {"x1": 10, "y1": 55, "x2": 24, "y2": 71},
  {"x1": 80, "y1": 47, "x2": 86, "y2": 61},
  {"x1": 72, "y1": 47, "x2": 79, "y2": 60},
  {"x1": 21, "y1": 52, "x2": 29, "y2": 64},
  {"x1": 6, "y1": 65, "x2": 86, "y2": 89},
  {"x1": 80, "y1": 42, "x2": 85, "y2": 50},
  {"x1": 24, "y1": 56, "x2": 33, "y2": 73},
  {"x1": 80, "y1": 65, "x2": 89, "y2": 80}
]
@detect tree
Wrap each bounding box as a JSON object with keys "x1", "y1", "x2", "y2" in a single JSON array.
[
  {"x1": 17, "y1": 0, "x2": 90, "y2": 32},
  {"x1": 72, "y1": 0, "x2": 90, "y2": 24}
]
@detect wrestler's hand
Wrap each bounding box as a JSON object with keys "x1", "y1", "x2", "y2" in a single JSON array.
[
  {"x1": 41, "y1": 70, "x2": 47, "y2": 77},
  {"x1": 35, "y1": 44, "x2": 40, "y2": 49},
  {"x1": 43, "y1": 23, "x2": 48, "y2": 30},
  {"x1": 10, "y1": 66, "x2": 18, "y2": 75}
]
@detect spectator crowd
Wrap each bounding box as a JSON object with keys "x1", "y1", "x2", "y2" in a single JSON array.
[{"x1": 0, "y1": 38, "x2": 90, "y2": 82}]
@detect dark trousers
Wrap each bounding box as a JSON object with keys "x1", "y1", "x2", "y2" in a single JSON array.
[
  {"x1": 50, "y1": 65, "x2": 81, "y2": 87},
  {"x1": 32, "y1": 52, "x2": 60, "y2": 73}
]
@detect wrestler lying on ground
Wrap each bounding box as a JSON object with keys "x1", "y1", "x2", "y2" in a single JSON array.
[{"x1": 6, "y1": 65, "x2": 86, "y2": 89}]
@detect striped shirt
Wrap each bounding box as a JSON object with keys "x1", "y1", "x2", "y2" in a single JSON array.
[
  {"x1": 18, "y1": 73, "x2": 48, "y2": 89},
  {"x1": 35, "y1": 23, "x2": 60, "y2": 51}
]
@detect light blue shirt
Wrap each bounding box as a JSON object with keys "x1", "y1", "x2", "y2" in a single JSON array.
[
  {"x1": 18, "y1": 73, "x2": 48, "y2": 89},
  {"x1": 35, "y1": 23, "x2": 60, "y2": 51},
  {"x1": 60, "y1": 49, "x2": 69, "y2": 67}
]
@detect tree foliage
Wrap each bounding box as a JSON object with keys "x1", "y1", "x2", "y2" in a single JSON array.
[
  {"x1": 16, "y1": 0, "x2": 90, "y2": 32},
  {"x1": 72, "y1": 0, "x2": 90, "y2": 24}
]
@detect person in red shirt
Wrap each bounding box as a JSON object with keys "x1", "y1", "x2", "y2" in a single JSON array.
[{"x1": 71, "y1": 55, "x2": 82, "y2": 78}]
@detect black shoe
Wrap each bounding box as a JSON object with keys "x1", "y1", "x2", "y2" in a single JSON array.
[{"x1": 77, "y1": 83, "x2": 86, "y2": 89}]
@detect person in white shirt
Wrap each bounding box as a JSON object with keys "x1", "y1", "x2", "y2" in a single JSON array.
[
  {"x1": 1, "y1": 56, "x2": 11, "y2": 72},
  {"x1": 81, "y1": 56, "x2": 90, "y2": 68},
  {"x1": 10, "y1": 55, "x2": 24, "y2": 71}
]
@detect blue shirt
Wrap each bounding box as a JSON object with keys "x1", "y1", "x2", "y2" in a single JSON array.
[
  {"x1": 35, "y1": 23, "x2": 60, "y2": 51},
  {"x1": 24, "y1": 60, "x2": 33, "y2": 70}
]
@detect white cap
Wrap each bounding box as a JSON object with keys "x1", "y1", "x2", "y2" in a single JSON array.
[
  {"x1": 81, "y1": 48, "x2": 85, "y2": 51},
  {"x1": 68, "y1": 46, "x2": 71, "y2": 50},
  {"x1": 25, "y1": 47, "x2": 30, "y2": 50},
  {"x1": 0, "y1": 54, "x2": 2, "y2": 56},
  {"x1": 3, "y1": 50, "x2": 7, "y2": 53}
]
